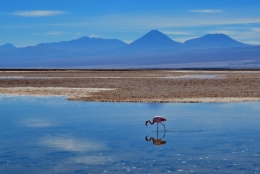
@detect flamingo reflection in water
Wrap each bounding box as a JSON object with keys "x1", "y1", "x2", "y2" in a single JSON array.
[{"x1": 145, "y1": 130, "x2": 167, "y2": 146}]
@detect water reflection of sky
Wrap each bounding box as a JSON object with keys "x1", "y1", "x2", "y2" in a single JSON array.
[{"x1": 0, "y1": 96, "x2": 260, "y2": 173}]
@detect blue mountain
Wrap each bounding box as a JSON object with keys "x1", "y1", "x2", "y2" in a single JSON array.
[
  {"x1": 1, "y1": 30, "x2": 259, "y2": 68},
  {"x1": 126, "y1": 30, "x2": 182, "y2": 51},
  {"x1": 183, "y1": 34, "x2": 249, "y2": 49}
]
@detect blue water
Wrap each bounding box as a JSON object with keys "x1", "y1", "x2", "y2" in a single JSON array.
[{"x1": 0, "y1": 96, "x2": 260, "y2": 173}]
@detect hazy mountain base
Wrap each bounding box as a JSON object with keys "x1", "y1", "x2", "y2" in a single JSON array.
[{"x1": 1, "y1": 46, "x2": 260, "y2": 68}]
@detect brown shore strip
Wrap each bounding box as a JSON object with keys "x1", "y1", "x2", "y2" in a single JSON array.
[{"x1": 0, "y1": 70, "x2": 260, "y2": 103}]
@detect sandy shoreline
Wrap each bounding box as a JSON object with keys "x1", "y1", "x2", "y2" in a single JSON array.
[
  {"x1": 0, "y1": 87, "x2": 114, "y2": 100},
  {"x1": 0, "y1": 87, "x2": 259, "y2": 103},
  {"x1": 0, "y1": 70, "x2": 260, "y2": 103}
]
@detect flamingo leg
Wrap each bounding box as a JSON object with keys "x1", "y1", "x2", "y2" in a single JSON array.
[
  {"x1": 159, "y1": 130, "x2": 166, "y2": 139},
  {"x1": 160, "y1": 122, "x2": 166, "y2": 131}
]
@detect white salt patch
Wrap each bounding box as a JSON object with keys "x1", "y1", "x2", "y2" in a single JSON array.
[{"x1": 163, "y1": 75, "x2": 225, "y2": 80}]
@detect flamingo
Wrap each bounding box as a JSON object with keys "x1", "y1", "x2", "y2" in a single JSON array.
[{"x1": 145, "y1": 116, "x2": 167, "y2": 129}]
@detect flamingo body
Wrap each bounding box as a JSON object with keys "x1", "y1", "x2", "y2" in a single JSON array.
[{"x1": 145, "y1": 116, "x2": 167, "y2": 129}]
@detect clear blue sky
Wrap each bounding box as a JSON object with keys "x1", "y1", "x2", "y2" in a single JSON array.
[{"x1": 1, "y1": 0, "x2": 260, "y2": 47}]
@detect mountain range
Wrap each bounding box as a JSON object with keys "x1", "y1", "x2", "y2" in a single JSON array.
[{"x1": 0, "y1": 30, "x2": 259, "y2": 68}]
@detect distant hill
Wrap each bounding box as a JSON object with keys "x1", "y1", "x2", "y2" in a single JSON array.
[
  {"x1": 35, "y1": 36, "x2": 127, "y2": 53},
  {"x1": 0, "y1": 43, "x2": 17, "y2": 51},
  {"x1": 183, "y1": 34, "x2": 249, "y2": 49},
  {"x1": 0, "y1": 37, "x2": 127, "y2": 59},
  {"x1": 126, "y1": 30, "x2": 181, "y2": 52}
]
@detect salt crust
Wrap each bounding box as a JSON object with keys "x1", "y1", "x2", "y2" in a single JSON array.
[{"x1": 0, "y1": 87, "x2": 259, "y2": 103}]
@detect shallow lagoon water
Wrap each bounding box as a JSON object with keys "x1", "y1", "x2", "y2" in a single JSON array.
[{"x1": 0, "y1": 96, "x2": 260, "y2": 173}]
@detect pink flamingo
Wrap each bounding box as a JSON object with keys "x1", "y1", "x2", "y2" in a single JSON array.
[{"x1": 145, "y1": 116, "x2": 167, "y2": 129}]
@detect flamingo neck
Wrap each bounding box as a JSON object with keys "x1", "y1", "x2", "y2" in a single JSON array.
[
  {"x1": 150, "y1": 137, "x2": 155, "y2": 141},
  {"x1": 145, "y1": 137, "x2": 155, "y2": 142},
  {"x1": 146, "y1": 120, "x2": 155, "y2": 126}
]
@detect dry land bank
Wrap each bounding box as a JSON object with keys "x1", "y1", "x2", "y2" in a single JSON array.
[{"x1": 0, "y1": 70, "x2": 260, "y2": 103}]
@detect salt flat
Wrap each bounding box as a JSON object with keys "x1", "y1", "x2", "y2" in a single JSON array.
[{"x1": 0, "y1": 70, "x2": 260, "y2": 103}]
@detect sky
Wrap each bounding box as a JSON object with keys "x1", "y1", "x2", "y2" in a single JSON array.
[{"x1": 1, "y1": 0, "x2": 260, "y2": 47}]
